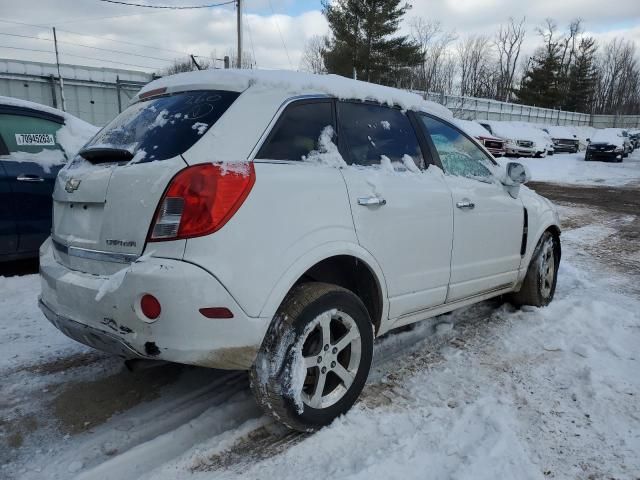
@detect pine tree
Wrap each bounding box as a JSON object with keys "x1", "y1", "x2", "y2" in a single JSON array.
[
  {"x1": 321, "y1": 0, "x2": 422, "y2": 85},
  {"x1": 517, "y1": 46, "x2": 562, "y2": 108},
  {"x1": 564, "y1": 37, "x2": 598, "y2": 113}
]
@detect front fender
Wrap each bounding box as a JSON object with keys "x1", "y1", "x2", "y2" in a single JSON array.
[
  {"x1": 258, "y1": 241, "x2": 389, "y2": 333},
  {"x1": 519, "y1": 187, "x2": 561, "y2": 282}
]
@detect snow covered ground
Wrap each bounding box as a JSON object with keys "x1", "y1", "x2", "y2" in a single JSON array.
[
  {"x1": 496, "y1": 150, "x2": 640, "y2": 186},
  {"x1": 1, "y1": 151, "x2": 639, "y2": 480}
]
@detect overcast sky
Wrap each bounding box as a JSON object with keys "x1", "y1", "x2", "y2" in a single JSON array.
[{"x1": 0, "y1": 0, "x2": 638, "y2": 73}]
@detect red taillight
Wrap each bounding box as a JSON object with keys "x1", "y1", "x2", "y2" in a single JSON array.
[
  {"x1": 148, "y1": 163, "x2": 255, "y2": 241},
  {"x1": 140, "y1": 294, "x2": 161, "y2": 319}
]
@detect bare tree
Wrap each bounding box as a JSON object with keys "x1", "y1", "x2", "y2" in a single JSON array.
[
  {"x1": 162, "y1": 56, "x2": 211, "y2": 75},
  {"x1": 495, "y1": 17, "x2": 526, "y2": 101},
  {"x1": 594, "y1": 38, "x2": 640, "y2": 114},
  {"x1": 410, "y1": 18, "x2": 457, "y2": 93},
  {"x1": 457, "y1": 34, "x2": 495, "y2": 98},
  {"x1": 300, "y1": 35, "x2": 327, "y2": 74}
]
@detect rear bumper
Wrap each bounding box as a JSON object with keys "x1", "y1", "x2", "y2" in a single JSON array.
[
  {"x1": 553, "y1": 143, "x2": 578, "y2": 152},
  {"x1": 38, "y1": 238, "x2": 270, "y2": 369}
]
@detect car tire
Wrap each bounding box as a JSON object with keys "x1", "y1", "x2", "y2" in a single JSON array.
[
  {"x1": 508, "y1": 231, "x2": 560, "y2": 308},
  {"x1": 250, "y1": 282, "x2": 374, "y2": 432}
]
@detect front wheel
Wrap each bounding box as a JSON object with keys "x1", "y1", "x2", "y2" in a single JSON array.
[
  {"x1": 250, "y1": 282, "x2": 374, "y2": 432},
  {"x1": 508, "y1": 231, "x2": 560, "y2": 307}
]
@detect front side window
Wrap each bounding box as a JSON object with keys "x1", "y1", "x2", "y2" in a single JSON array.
[
  {"x1": 256, "y1": 101, "x2": 333, "y2": 161},
  {"x1": 420, "y1": 115, "x2": 494, "y2": 181},
  {"x1": 83, "y1": 90, "x2": 239, "y2": 162},
  {"x1": 338, "y1": 102, "x2": 424, "y2": 170}
]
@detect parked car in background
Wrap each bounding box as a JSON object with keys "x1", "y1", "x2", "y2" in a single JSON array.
[
  {"x1": 541, "y1": 126, "x2": 579, "y2": 153},
  {"x1": 566, "y1": 125, "x2": 596, "y2": 151},
  {"x1": 0, "y1": 97, "x2": 97, "y2": 262},
  {"x1": 603, "y1": 128, "x2": 632, "y2": 157},
  {"x1": 38, "y1": 69, "x2": 562, "y2": 432},
  {"x1": 454, "y1": 119, "x2": 505, "y2": 157},
  {"x1": 629, "y1": 130, "x2": 640, "y2": 149},
  {"x1": 480, "y1": 120, "x2": 547, "y2": 157},
  {"x1": 585, "y1": 129, "x2": 626, "y2": 162}
]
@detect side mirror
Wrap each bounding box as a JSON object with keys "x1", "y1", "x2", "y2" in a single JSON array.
[
  {"x1": 586, "y1": 138, "x2": 590, "y2": 143},
  {"x1": 505, "y1": 162, "x2": 530, "y2": 185}
]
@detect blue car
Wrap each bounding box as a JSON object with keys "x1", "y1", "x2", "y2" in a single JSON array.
[{"x1": 0, "y1": 98, "x2": 96, "y2": 262}]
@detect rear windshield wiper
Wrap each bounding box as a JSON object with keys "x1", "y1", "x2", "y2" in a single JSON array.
[{"x1": 79, "y1": 147, "x2": 134, "y2": 163}]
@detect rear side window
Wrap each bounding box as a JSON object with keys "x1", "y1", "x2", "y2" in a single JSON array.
[
  {"x1": 84, "y1": 90, "x2": 239, "y2": 162},
  {"x1": 0, "y1": 113, "x2": 64, "y2": 154},
  {"x1": 256, "y1": 101, "x2": 333, "y2": 160},
  {"x1": 338, "y1": 102, "x2": 424, "y2": 169}
]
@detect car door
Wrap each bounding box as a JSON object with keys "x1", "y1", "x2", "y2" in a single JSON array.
[
  {"x1": 418, "y1": 114, "x2": 524, "y2": 302},
  {"x1": 0, "y1": 110, "x2": 67, "y2": 254},
  {"x1": 0, "y1": 137, "x2": 18, "y2": 258},
  {"x1": 338, "y1": 101, "x2": 454, "y2": 320}
]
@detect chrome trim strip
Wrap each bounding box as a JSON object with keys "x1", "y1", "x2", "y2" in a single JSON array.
[{"x1": 52, "y1": 238, "x2": 138, "y2": 264}]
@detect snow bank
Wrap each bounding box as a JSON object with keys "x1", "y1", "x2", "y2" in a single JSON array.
[{"x1": 136, "y1": 70, "x2": 453, "y2": 118}]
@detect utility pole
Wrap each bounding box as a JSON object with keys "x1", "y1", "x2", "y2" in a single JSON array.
[
  {"x1": 236, "y1": 0, "x2": 242, "y2": 68},
  {"x1": 52, "y1": 27, "x2": 66, "y2": 112}
]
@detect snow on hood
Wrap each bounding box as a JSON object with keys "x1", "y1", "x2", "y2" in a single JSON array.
[
  {"x1": 454, "y1": 119, "x2": 498, "y2": 140},
  {"x1": 590, "y1": 129, "x2": 624, "y2": 146},
  {"x1": 136, "y1": 69, "x2": 453, "y2": 118},
  {"x1": 0, "y1": 95, "x2": 98, "y2": 157}
]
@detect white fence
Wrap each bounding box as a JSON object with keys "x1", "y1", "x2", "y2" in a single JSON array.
[{"x1": 418, "y1": 91, "x2": 640, "y2": 129}]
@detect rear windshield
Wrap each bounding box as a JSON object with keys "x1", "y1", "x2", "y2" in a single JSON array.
[{"x1": 83, "y1": 90, "x2": 239, "y2": 162}]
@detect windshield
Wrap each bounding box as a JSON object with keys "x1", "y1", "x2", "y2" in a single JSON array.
[{"x1": 82, "y1": 90, "x2": 239, "y2": 162}]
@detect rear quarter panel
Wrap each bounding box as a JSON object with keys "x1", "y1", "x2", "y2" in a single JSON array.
[{"x1": 182, "y1": 161, "x2": 362, "y2": 318}]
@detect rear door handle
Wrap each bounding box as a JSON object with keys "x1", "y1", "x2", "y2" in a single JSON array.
[
  {"x1": 358, "y1": 196, "x2": 386, "y2": 207},
  {"x1": 17, "y1": 174, "x2": 45, "y2": 182},
  {"x1": 456, "y1": 200, "x2": 475, "y2": 210}
]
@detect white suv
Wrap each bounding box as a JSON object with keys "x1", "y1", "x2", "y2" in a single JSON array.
[{"x1": 39, "y1": 70, "x2": 561, "y2": 431}]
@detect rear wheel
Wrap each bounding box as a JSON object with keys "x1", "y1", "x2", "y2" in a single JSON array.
[
  {"x1": 508, "y1": 231, "x2": 560, "y2": 307},
  {"x1": 250, "y1": 282, "x2": 373, "y2": 432}
]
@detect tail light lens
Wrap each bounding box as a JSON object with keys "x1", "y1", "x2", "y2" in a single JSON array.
[{"x1": 148, "y1": 163, "x2": 255, "y2": 241}]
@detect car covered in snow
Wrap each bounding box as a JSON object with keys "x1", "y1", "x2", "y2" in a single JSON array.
[
  {"x1": 38, "y1": 70, "x2": 562, "y2": 432},
  {"x1": 0, "y1": 97, "x2": 97, "y2": 262},
  {"x1": 479, "y1": 120, "x2": 549, "y2": 157},
  {"x1": 541, "y1": 126, "x2": 579, "y2": 153},
  {"x1": 454, "y1": 119, "x2": 506, "y2": 157},
  {"x1": 585, "y1": 129, "x2": 627, "y2": 162}
]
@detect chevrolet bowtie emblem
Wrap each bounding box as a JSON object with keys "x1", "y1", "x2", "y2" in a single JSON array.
[{"x1": 65, "y1": 178, "x2": 81, "y2": 193}]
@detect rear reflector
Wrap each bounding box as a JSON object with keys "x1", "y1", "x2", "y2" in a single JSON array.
[
  {"x1": 199, "y1": 307, "x2": 234, "y2": 319},
  {"x1": 141, "y1": 294, "x2": 161, "y2": 320},
  {"x1": 148, "y1": 162, "x2": 255, "y2": 241}
]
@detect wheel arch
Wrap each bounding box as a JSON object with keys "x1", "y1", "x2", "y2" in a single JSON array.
[{"x1": 259, "y1": 242, "x2": 389, "y2": 335}]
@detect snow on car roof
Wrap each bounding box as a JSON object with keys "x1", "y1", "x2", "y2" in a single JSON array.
[
  {"x1": 543, "y1": 125, "x2": 576, "y2": 139},
  {"x1": 136, "y1": 69, "x2": 453, "y2": 118},
  {"x1": 0, "y1": 95, "x2": 98, "y2": 156},
  {"x1": 453, "y1": 118, "x2": 496, "y2": 139}
]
